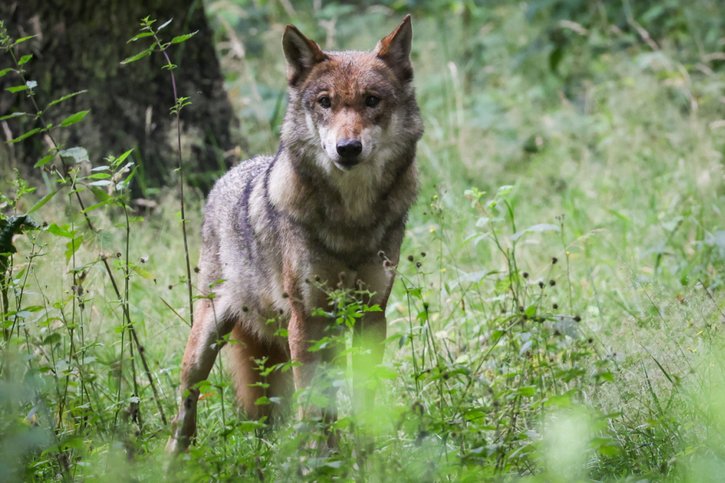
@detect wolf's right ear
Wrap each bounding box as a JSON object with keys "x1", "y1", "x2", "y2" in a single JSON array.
[
  {"x1": 375, "y1": 15, "x2": 413, "y2": 82},
  {"x1": 283, "y1": 25, "x2": 327, "y2": 86}
]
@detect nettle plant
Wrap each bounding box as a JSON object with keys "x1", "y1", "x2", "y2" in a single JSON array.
[
  {"x1": 389, "y1": 186, "x2": 619, "y2": 471},
  {"x1": 0, "y1": 16, "x2": 196, "y2": 479}
]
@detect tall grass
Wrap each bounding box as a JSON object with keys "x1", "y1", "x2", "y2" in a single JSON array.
[{"x1": 1, "y1": 2, "x2": 723, "y2": 481}]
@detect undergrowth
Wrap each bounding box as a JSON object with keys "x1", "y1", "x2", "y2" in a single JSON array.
[{"x1": 1, "y1": 2, "x2": 724, "y2": 482}]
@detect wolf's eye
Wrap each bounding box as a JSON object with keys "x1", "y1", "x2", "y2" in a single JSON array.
[
  {"x1": 318, "y1": 96, "x2": 332, "y2": 109},
  {"x1": 365, "y1": 95, "x2": 381, "y2": 108}
]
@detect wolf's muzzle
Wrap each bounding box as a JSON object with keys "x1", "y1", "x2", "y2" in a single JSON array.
[{"x1": 336, "y1": 139, "x2": 363, "y2": 166}]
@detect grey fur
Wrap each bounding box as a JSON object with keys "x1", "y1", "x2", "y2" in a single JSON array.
[{"x1": 167, "y1": 15, "x2": 422, "y2": 454}]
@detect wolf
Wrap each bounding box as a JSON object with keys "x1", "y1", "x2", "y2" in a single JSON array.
[{"x1": 166, "y1": 15, "x2": 423, "y2": 453}]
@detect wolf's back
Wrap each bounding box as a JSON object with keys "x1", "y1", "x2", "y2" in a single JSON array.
[{"x1": 197, "y1": 156, "x2": 273, "y2": 294}]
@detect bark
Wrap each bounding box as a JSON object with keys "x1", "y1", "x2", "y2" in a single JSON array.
[{"x1": 0, "y1": 0, "x2": 241, "y2": 193}]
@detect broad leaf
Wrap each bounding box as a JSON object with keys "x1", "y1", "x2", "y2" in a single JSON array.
[
  {"x1": 46, "y1": 223, "x2": 74, "y2": 238},
  {"x1": 13, "y1": 35, "x2": 37, "y2": 46},
  {"x1": 111, "y1": 148, "x2": 135, "y2": 169},
  {"x1": 5, "y1": 84, "x2": 28, "y2": 93},
  {"x1": 9, "y1": 127, "x2": 41, "y2": 144},
  {"x1": 0, "y1": 111, "x2": 28, "y2": 121},
  {"x1": 59, "y1": 110, "x2": 90, "y2": 127},
  {"x1": 65, "y1": 235, "x2": 84, "y2": 262},
  {"x1": 27, "y1": 189, "x2": 60, "y2": 215},
  {"x1": 34, "y1": 152, "x2": 56, "y2": 168},
  {"x1": 127, "y1": 31, "x2": 154, "y2": 42},
  {"x1": 120, "y1": 46, "x2": 153, "y2": 65},
  {"x1": 46, "y1": 90, "x2": 87, "y2": 109},
  {"x1": 59, "y1": 147, "x2": 89, "y2": 164},
  {"x1": 170, "y1": 31, "x2": 198, "y2": 44}
]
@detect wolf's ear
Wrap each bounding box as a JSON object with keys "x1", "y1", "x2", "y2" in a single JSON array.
[
  {"x1": 283, "y1": 25, "x2": 327, "y2": 86},
  {"x1": 375, "y1": 15, "x2": 413, "y2": 82}
]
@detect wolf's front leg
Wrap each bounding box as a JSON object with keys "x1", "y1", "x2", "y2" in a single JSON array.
[
  {"x1": 287, "y1": 313, "x2": 332, "y2": 418},
  {"x1": 166, "y1": 299, "x2": 234, "y2": 455}
]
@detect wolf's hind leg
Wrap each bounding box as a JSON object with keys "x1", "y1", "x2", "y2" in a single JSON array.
[
  {"x1": 166, "y1": 299, "x2": 235, "y2": 454},
  {"x1": 227, "y1": 326, "x2": 292, "y2": 420}
]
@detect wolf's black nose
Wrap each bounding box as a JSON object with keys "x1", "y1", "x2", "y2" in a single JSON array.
[{"x1": 336, "y1": 139, "x2": 362, "y2": 160}]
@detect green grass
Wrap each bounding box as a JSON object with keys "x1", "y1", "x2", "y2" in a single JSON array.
[{"x1": 1, "y1": 2, "x2": 724, "y2": 481}]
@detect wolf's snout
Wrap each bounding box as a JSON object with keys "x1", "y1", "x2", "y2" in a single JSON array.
[{"x1": 336, "y1": 139, "x2": 363, "y2": 162}]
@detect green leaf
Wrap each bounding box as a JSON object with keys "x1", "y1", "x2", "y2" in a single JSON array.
[
  {"x1": 373, "y1": 365, "x2": 399, "y2": 380},
  {"x1": 0, "y1": 67, "x2": 14, "y2": 78},
  {"x1": 81, "y1": 198, "x2": 113, "y2": 214},
  {"x1": 47, "y1": 223, "x2": 74, "y2": 238},
  {"x1": 34, "y1": 152, "x2": 56, "y2": 168},
  {"x1": 13, "y1": 35, "x2": 37, "y2": 46},
  {"x1": 515, "y1": 385, "x2": 538, "y2": 397},
  {"x1": 27, "y1": 189, "x2": 60, "y2": 215},
  {"x1": 170, "y1": 31, "x2": 198, "y2": 44},
  {"x1": 65, "y1": 235, "x2": 84, "y2": 262},
  {"x1": 88, "y1": 172, "x2": 111, "y2": 180},
  {"x1": 5, "y1": 84, "x2": 28, "y2": 93},
  {"x1": 120, "y1": 46, "x2": 153, "y2": 65},
  {"x1": 111, "y1": 148, "x2": 135, "y2": 169},
  {"x1": 59, "y1": 146, "x2": 89, "y2": 164},
  {"x1": 46, "y1": 90, "x2": 88, "y2": 109},
  {"x1": 127, "y1": 31, "x2": 154, "y2": 42},
  {"x1": 524, "y1": 305, "x2": 537, "y2": 318},
  {"x1": 59, "y1": 110, "x2": 90, "y2": 127},
  {"x1": 9, "y1": 127, "x2": 41, "y2": 144},
  {"x1": 43, "y1": 333, "x2": 62, "y2": 345},
  {"x1": 407, "y1": 287, "x2": 423, "y2": 299},
  {"x1": 88, "y1": 179, "x2": 112, "y2": 187},
  {"x1": 18, "y1": 54, "x2": 33, "y2": 65},
  {"x1": 0, "y1": 111, "x2": 28, "y2": 121},
  {"x1": 131, "y1": 264, "x2": 155, "y2": 280}
]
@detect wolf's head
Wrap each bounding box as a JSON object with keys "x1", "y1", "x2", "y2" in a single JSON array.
[{"x1": 280, "y1": 16, "x2": 423, "y2": 175}]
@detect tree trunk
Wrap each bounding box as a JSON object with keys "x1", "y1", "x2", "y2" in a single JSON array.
[{"x1": 0, "y1": 0, "x2": 241, "y2": 193}]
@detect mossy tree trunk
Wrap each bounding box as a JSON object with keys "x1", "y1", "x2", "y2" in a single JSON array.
[{"x1": 0, "y1": 0, "x2": 240, "y2": 193}]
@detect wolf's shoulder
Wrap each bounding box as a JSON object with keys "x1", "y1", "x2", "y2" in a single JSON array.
[{"x1": 207, "y1": 155, "x2": 273, "y2": 201}]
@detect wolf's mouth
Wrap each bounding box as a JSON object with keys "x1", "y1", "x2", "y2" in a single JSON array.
[{"x1": 333, "y1": 160, "x2": 360, "y2": 171}]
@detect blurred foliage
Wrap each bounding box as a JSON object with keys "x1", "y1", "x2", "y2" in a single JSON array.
[{"x1": 0, "y1": 0, "x2": 723, "y2": 481}]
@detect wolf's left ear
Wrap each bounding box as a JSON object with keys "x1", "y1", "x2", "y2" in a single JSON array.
[
  {"x1": 283, "y1": 25, "x2": 327, "y2": 86},
  {"x1": 375, "y1": 15, "x2": 413, "y2": 82}
]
